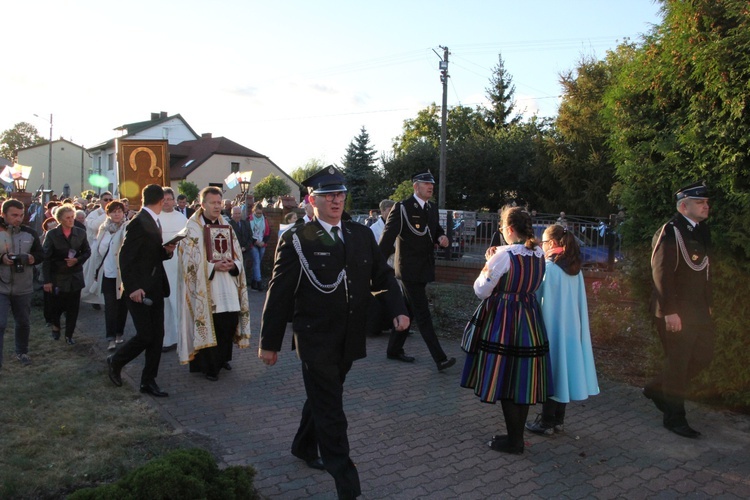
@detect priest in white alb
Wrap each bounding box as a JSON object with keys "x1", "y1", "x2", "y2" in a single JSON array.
[{"x1": 158, "y1": 188, "x2": 187, "y2": 352}]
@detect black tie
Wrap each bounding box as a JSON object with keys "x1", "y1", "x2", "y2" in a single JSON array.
[{"x1": 331, "y1": 226, "x2": 344, "y2": 251}]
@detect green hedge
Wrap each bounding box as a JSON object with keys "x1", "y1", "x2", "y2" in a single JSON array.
[{"x1": 69, "y1": 449, "x2": 257, "y2": 500}]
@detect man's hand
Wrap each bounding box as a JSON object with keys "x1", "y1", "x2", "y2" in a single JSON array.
[
  {"x1": 129, "y1": 288, "x2": 146, "y2": 303},
  {"x1": 437, "y1": 235, "x2": 449, "y2": 248},
  {"x1": 258, "y1": 348, "x2": 278, "y2": 366},
  {"x1": 664, "y1": 313, "x2": 682, "y2": 333},
  {"x1": 43, "y1": 283, "x2": 54, "y2": 293},
  {"x1": 214, "y1": 258, "x2": 235, "y2": 272},
  {"x1": 64, "y1": 257, "x2": 78, "y2": 268},
  {"x1": 1, "y1": 254, "x2": 12, "y2": 265},
  {"x1": 393, "y1": 315, "x2": 410, "y2": 331},
  {"x1": 163, "y1": 243, "x2": 177, "y2": 255},
  {"x1": 26, "y1": 254, "x2": 34, "y2": 265}
]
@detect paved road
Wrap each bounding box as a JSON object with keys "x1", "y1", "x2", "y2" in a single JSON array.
[{"x1": 78, "y1": 291, "x2": 750, "y2": 499}]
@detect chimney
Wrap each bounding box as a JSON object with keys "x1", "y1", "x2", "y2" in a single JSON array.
[
  {"x1": 160, "y1": 111, "x2": 168, "y2": 119},
  {"x1": 202, "y1": 133, "x2": 212, "y2": 139},
  {"x1": 150, "y1": 113, "x2": 159, "y2": 120}
]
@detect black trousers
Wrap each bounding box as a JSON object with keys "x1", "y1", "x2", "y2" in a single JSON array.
[
  {"x1": 387, "y1": 281, "x2": 447, "y2": 362},
  {"x1": 52, "y1": 289, "x2": 81, "y2": 338},
  {"x1": 111, "y1": 296, "x2": 165, "y2": 385},
  {"x1": 292, "y1": 359, "x2": 360, "y2": 500},
  {"x1": 648, "y1": 317, "x2": 714, "y2": 425},
  {"x1": 102, "y1": 277, "x2": 128, "y2": 339},
  {"x1": 189, "y1": 312, "x2": 238, "y2": 377}
]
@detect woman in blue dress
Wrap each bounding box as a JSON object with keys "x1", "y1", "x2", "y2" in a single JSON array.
[
  {"x1": 526, "y1": 224, "x2": 599, "y2": 435},
  {"x1": 460, "y1": 206, "x2": 552, "y2": 454}
]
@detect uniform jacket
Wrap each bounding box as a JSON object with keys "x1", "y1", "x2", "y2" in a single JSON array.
[
  {"x1": 379, "y1": 194, "x2": 445, "y2": 283},
  {"x1": 0, "y1": 225, "x2": 44, "y2": 296},
  {"x1": 229, "y1": 218, "x2": 253, "y2": 256},
  {"x1": 260, "y1": 219, "x2": 407, "y2": 364},
  {"x1": 42, "y1": 226, "x2": 91, "y2": 293},
  {"x1": 650, "y1": 213, "x2": 712, "y2": 323},
  {"x1": 118, "y1": 210, "x2": 171, "y2": 299}
]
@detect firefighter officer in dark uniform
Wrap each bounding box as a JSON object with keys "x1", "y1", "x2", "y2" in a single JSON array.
[
  {"x1": 644, "y1": 181, "x2": 713, "y2": 438},
  {"x1": 258, "y1": 165, "x2": 409, "y2": 499},
  {"x1": 378, "y1": 170, "x2": 456, "y2": 372}
]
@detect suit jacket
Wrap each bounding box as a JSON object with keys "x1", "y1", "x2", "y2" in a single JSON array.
[
  {"x1": 260, "y1": 219, "x2": 407, "y2": 364},
  {"x1": 118, "y1": 209, "x2": 171, "y2": 299},
  {"x1": 42, "y1": 226, "x2": 91, "y2": 293},
  {"x1": 379, "y1": 194, "x2": 445, "y2": 283},
  {"x1": 650, "y1": 213, "x2": 712, "y2": 323},
  {"x1": 229, "y1": 218, "x2": 253, "y2": 256}
]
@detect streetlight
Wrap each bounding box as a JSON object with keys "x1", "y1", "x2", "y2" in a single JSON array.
[{"x1": 33, "y1": 113, "x2": 53, "y2": 191}]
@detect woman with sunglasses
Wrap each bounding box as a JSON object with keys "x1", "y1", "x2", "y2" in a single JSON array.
[{"x1": 460, "y1": 206, "x2": 552, "y2": 455}]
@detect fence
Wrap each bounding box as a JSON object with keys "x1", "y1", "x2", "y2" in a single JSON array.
[{"x1": 439, "y1": 210, "x2": 623, "y2": 271}]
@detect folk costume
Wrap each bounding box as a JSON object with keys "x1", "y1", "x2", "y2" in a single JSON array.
[
  {"x1": 645, "y1": 181, "x2": 713, "y2": 437},
  {"x1": 460, "y1": 243, "x2": 551, "y2": 404},
  {"x1": 177, "y1": 208, "x2": 251, "y2": 379}
]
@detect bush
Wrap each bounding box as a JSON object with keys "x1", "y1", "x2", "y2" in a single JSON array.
[{"x1": 69, "y1": 449, "x2": 257, "y2": 500}]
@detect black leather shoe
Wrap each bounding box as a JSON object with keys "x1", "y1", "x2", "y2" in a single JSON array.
[
  {"x1": 107, "y1": 356, "x2": 122, "y2": 387},
  {"x1": 65, "y1": 337, "x2": 76, "y2": 345},
  {"x1": 488, "y1": 437, "x2": 524, "y2": 455},
  {"x1": 222, "y1": 362, "x2": 232, "y2": 371},
  {"x1": 161, "y1": 344, "x2": 176, "y2": 353},
  {"x1": 140, "y1": 381, "x2": 169, "y2": 397},
  {"x1": 665, "y1": 423, "x2": 701, "y2": 438},
  {"x1": 51, "y1": 330, "x2": 60, "y2": 340},
  {"x1": 387, "y1": 353, "x2": 415, "y2": 363},
  {"x1": 306, "y1": 457, "x2": 325, "y2": 470},
  {"x1": 437, "y1": 357, "x2": 456, "y2": 371},
  {"x1": 205, "y1": 374, "x2": 219, "y2": 382},
  {"x1": 643, "y1": 386, "x2": 667, "y2": 413}
]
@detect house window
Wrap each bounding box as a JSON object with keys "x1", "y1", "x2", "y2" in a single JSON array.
[
  {"x1": 108, "y1": 153, "x2": 115, "y2": 171},
  {"x1": 230, "y1": 162, "x2": 240, "y2": 173}
]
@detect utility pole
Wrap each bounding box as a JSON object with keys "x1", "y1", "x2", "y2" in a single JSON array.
[
  {"x1": 47, "y1": 114, "x2": 53, "y2": 190},
  {"x1": 438, "y1": 46, "x2": 449, "y2": 208}
]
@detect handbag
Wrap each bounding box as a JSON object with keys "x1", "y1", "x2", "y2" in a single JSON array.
[{"x1": 461, "y1": 298, "x2": 487, "y2": 353}]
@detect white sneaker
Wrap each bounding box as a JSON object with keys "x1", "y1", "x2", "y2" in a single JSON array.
[{"x1": 108, "y1": 340, "x2": 117, "y2": 351}]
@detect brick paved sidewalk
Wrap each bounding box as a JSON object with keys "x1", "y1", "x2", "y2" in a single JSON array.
[{"x1": 77, "y1": 292, "x2": 750, "y2": 499}]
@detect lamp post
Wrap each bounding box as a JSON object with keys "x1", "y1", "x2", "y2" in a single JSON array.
[
  {"x1": 7, "y1": 164, "x2": 33, "y2": 220},
  {"x1": 34, "y1": 113, "x2": 53, "y2": 191}
]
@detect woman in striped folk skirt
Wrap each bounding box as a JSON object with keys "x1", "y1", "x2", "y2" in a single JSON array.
[{"x1": 460, "y1": 206, "x2": 552, "y2": 454}]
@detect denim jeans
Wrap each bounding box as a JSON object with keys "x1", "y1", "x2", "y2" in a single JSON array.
[
  {"x1": 250, "y1": 245, "x2": 266, "y2": 282},
  {"x1": 0, "y1": 292, "x2": 33, "y2": 366}
]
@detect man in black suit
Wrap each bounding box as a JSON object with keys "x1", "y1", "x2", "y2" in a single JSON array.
[
  {"x1": 379, "y1": 170, "x2": 456, "y2": 371},
  {"x1": 644, "y1": 181, "x2": 713, "y2": 438},
  {"x1": 176, "y1": 194, "x2": 195, "y2": 218},
  {"x1": 259, "y1": 166, "x2": 409, "y2": 500},
  {"x1": 228, "y1": 205, "x2": 254, "y2": 287},
  {"x1": 107, "y1": 185, "x2": 176, "y2": 397}
]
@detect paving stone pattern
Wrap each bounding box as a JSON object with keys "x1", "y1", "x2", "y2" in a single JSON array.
[{"x1": 77, "y1": 291, "x2": 750, "y2": 499}]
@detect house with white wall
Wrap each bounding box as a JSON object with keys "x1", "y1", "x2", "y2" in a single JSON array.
[
  {"x1": 87, "y1": 112, "x2": 199, "y2": 195},
  {"x1": 169, "y1": 134, "x2": 299, "y2": 201}
]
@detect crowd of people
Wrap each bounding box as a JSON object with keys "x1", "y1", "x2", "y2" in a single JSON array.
[{"x1": 0, "y1": 173, "x2": 713, "y2": 499}]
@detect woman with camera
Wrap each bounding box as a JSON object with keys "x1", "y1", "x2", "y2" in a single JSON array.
[{"x1": 42, "y1": 204, "x2": 91, "y2": 345}]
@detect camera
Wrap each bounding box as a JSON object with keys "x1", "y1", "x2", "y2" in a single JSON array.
[{"x1": 8, "y1": 254, "x2": 26, "y2": 273}]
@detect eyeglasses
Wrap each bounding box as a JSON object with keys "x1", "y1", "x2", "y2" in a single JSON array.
[
  {"x1": 101, "y1": 198, "x2": 113, "y2": 203},
  {"x1": 318, "y1": 192, "x2": 347, "y2": 202},
  {"x1": 542, "y1": 239, "x2": 552, "y2": 244}
]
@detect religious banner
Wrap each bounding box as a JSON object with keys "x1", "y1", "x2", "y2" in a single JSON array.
[
  {"x1": 117, "y1": 139, "x2": 170, "y2": 209},
  {"x1": 203, "y1": 224, "x2": 235, "y2": 262}
]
